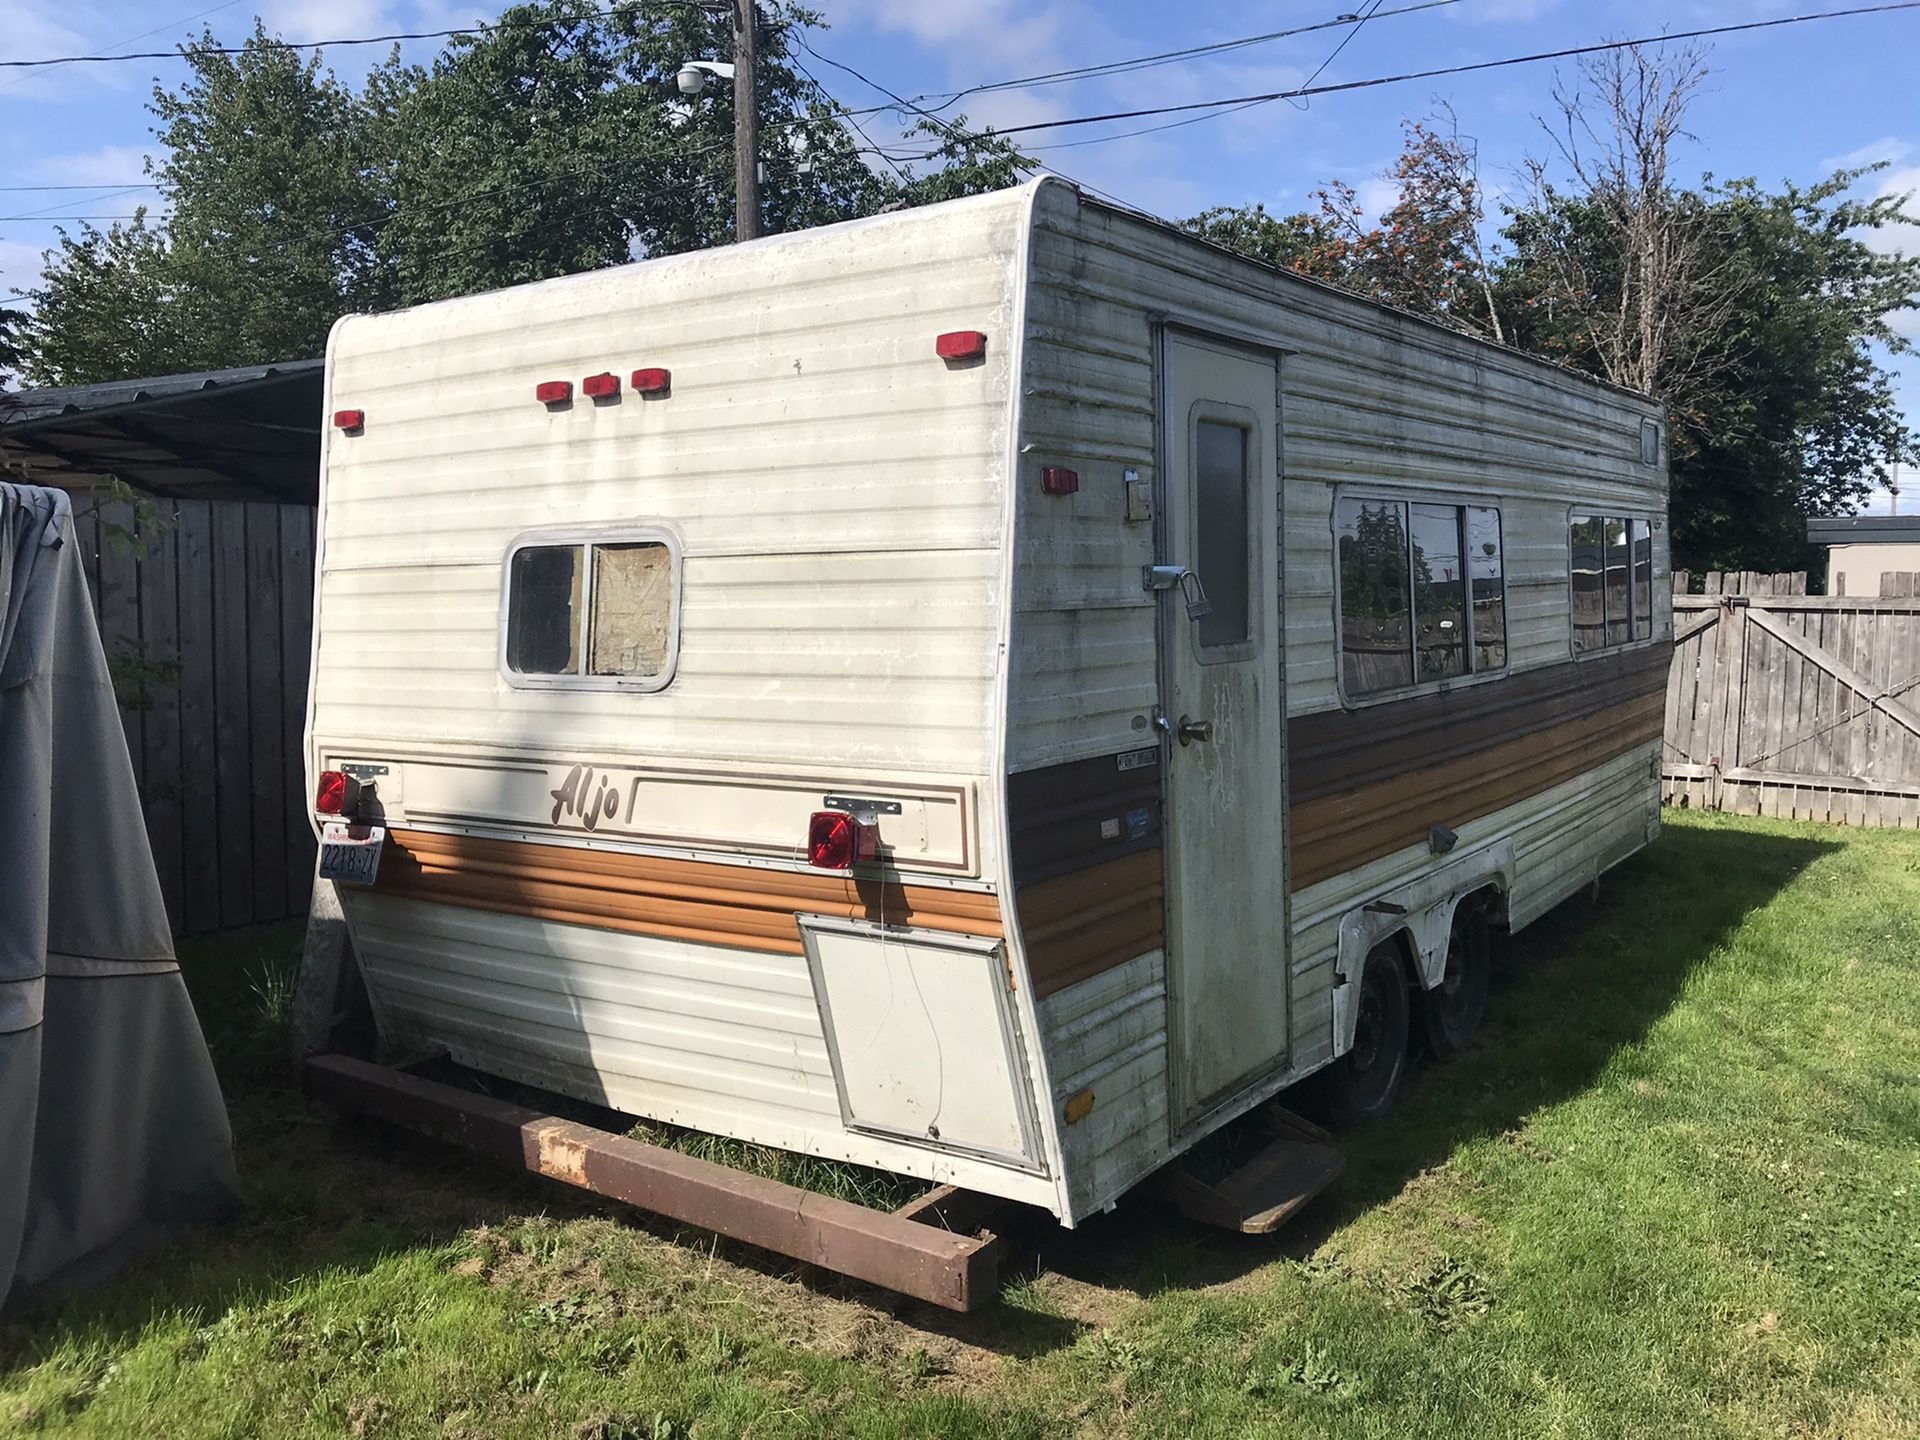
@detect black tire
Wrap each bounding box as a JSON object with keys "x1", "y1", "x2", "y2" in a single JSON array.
[
  {"x1": 1420, "y1": 905, "x2": 1491, "y2": 1061},
  {"x1": 1326, "y1": 942, "x2": 1411, "y2": 1127}
]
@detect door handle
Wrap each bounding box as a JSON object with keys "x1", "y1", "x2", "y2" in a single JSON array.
[{"x1": 1177, "y1": 714, "x2": 1214, "y2": 746}]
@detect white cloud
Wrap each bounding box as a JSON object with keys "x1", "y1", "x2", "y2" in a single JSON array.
[
  {"x1": 23, "y1": 143, "x2": 156, "y2": 188},
  {"x1": 1823, "y1": 136, "x2": 1914, "y2": 173},
  {"x1": 254, "y1": 0, "x2": 405, "y2": 42},
  {"x1": 0, "y1": 239, "x2": 52, "y2": 294}
]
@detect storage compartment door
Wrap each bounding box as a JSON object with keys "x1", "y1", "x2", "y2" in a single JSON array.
[{"x1": 799, "y1": 917, "x2": 1040, "y2": 1169}]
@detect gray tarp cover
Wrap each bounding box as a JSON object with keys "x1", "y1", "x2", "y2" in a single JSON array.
[{"x1": 1, "y1": 483, "x2": 237, "y2": 1312}]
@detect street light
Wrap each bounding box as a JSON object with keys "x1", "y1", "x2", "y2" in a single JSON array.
[{"x1": 674, "y1": 60, "x2": 732, "y2": 97}]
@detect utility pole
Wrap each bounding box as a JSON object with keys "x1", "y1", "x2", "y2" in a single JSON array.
[{"x1": 733, "y1": 0, "x2": 760, "y2": 241}]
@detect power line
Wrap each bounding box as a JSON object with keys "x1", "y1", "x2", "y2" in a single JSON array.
[
  {"x1": 0, "y1": 3, "x2": 721, "y2": 69},
  {"x1": 1029, "y1": 0, "x2": 1392, "y2": 154},
  {"x1": 0, "y1": 184, "x2": 161, "y2": 192},
  {"x1": 915, "y1": 0, "x2": 1456, "y2": 114},
  {"x1": 0, "y1": 0, "x2": 245, "y2": 92},
  {"x1": 791, "y1": 36, "x2": 1146, "y2": 215},
  {"x1": 982, "y1": 3, "x2": 1920, "y2": 139}
]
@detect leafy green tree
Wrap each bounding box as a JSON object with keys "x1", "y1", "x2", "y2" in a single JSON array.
[
  {"x1": 16, "y1": 1, "x2": 1031, "y2": 382},
  {"x1": 19, "y1": 25, "x2": 390, "y2": 384},
  {"x1": 16, "y1": 214, "x2": 192, "y2": 384},
  {"x1": 1183, "y1": 115, "x2": 1503, "y2": 340},
  {"x1": 0, "y1": 304, "x2": 23, "y2": 391},
  {"x1": 1499, "y1": 45, "x2": 1920, "y2": 572}
]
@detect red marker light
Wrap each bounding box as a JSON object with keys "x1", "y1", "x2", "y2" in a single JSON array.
[
  {"x1": 536, "y1": 380, "x2": 572, "y2": 405},
  {"x1": 315, "y1": 769, "x2": 359, "y2": 817},
  {"x1": 807, "y1": 811, "x2": 879, "y2": 869},
  {"x1": 582, "y1": 372, "x2": 620, "y2": 399},
  {"x1": 332, "y1": 408, "x2": 364, "y2": 431},
  {"x1": 630, "y1": 367, "x2": 671, "y2": 395},
  {"x1": 935, "y1": 330, "x2": 987, "y2": 361},
  {"x1": 1041, "y1": 466, "x2": 1079, "y2": 496}
]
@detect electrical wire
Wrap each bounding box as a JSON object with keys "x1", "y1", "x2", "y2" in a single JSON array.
[
  {"x1": 0, "y1": 2, "x2": 722, "y2": 68},
  {"x1": 912, "y1": 0, "x2": 1457, "y2": 114},
  {"x1": 980, "y1": 3, "x2": 1920, "y2": 139}
]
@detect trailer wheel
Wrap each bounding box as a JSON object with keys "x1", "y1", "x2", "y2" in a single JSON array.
[
  {"x1": 1421, "y1": 904, "x2": 1491, "y2": 1061},
  {"x1": 1327, "y1": 943, "x2": 1410, "y2": 1127}
]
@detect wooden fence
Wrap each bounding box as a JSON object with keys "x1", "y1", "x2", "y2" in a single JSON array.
[
  {"x1": 74, "y1": 497, "x2": 318, "y2": 935},
  {"x1": 1664, "y1": 570, "x2": 1920, "y2": 826}
]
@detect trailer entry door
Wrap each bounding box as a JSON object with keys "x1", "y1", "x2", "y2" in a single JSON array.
[{"x1": 1159, "y1": 331, "x2": 1289, "y2": 1124}]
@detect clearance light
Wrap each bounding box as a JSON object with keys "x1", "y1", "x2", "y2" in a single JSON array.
[
  {"x1": 582, "y1": 371, "x2": 621, "y2": 399},
  {"x1": 935, "y1": 330, "x2": 987, "y2": 361},
  {"x1": 332, "y1": 408, "x2": 364, "y2": 431},
  {"x1": 1042, "y1": 466, "x2": 1079, "y2": 496},
  {"x1": 536, "y1": 380, "x2": 572, "y2": 406},
  {"x1": 315, "y1": 769, "x2": 361, "y2": 817},
  {"x1": 630, "y1": 367, "x2": 672, "y2": 395},
  {"x1": 807, "y1": 810, "x2": 879, "y2": 869}
]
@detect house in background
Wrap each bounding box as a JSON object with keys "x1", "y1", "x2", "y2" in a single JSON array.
[{"x1": 1805, "y1": 514, "x2": 1920, "y2": 596}]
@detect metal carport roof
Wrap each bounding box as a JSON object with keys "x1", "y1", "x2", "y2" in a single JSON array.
[{"x1": 0, "y1": 360, "x2": 322, "y2": 505}]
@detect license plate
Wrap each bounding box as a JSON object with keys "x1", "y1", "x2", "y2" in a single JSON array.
[{"x1": 319, "y1": 822, "x2": 386, "y2": 886}]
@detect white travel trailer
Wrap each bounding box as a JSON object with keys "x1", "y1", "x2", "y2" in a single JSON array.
[{"x1": 305, "y1": 177, "x2": 1670, "y2": 1232}]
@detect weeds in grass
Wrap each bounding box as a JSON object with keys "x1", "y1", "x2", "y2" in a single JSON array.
[
  {"x1": 623, "y1": 1121, "x2": 924, "y2": 1211},
  {"x1": 1387, "y1": 1255, "x2": 1494, "y2": 1328}
]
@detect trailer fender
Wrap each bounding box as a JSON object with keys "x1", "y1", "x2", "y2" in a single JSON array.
[{"x1": 1330, "y1": 840, "x2": 1516, "y2": 1060}]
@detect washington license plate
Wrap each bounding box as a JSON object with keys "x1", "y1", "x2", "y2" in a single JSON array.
[{"x1": 318, "y1": 822, "x2": 386, "y2": 886}]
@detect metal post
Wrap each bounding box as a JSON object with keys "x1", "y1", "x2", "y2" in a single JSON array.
[{"x1": 733, "y1": 0, "x2": 761, "y2": 241}]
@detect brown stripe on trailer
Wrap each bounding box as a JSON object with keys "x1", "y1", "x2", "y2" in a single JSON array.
[
  {"x1": 303, "y1": 1054, "x2": 1001, "y2": 1311},
  {"x1": 372, "y1": 828, "x2": 1003, "y2": 955},
  {"x1": 1018, "y1": 848, "x2": 1166, "y2": 998},
  {"x1": 1287, "y1": 643, "x2": 1673, "y2": 804},
  {"x1": 1006, "y1": 749, "x2": 1162, "y2": 886},
  {"x1": 1005, "y1": 749, "x2": 1166, "y2": 998},
  {"x1": 1290, "y1": 683, "x2": 1667, "y2": 888}
]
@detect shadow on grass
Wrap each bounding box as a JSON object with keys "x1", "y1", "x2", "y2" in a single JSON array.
[
  {"x1": 1008, "y1": 817, "x2": 1842, "y2": 1305},
  {"x1": 0, "y1": 819, "x2": 1842, "y2": 1371}
]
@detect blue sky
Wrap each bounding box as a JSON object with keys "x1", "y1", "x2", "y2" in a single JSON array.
[{"x1": 3, "y1": 0, "x2": 1916, "y2": 509}]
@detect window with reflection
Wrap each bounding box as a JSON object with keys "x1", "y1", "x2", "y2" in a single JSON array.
[
  {"x1": 1467, "y1": 505, "x2": 1507, "y2": 671},
  {"x1": 1570, "y1": 514, "x2": 1607, "y2": 654},
  {"x1": 1570, "y1": 512, "x2": 1657, "y2": 654},
  {"x1": 1631, "y1": 518, "x2": 1653, "y2": 641},
  {"x1": 1338, "y1": 496, "x2": 1506, "y2": 698}
]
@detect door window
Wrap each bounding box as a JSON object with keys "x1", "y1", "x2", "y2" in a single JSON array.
[{"x1": 1193, "y1": 418, "x2": 1251, "y2": 651}]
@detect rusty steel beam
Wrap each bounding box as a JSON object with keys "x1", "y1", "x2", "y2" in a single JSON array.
[{"x1": 303, "y1": 1054, "x2": 1001, "y2": 1311}]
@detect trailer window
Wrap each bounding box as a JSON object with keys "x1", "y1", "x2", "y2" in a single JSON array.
[
  {"x1": 1571, "y1": 512, "x2": 1655, "y2": 655},
  {"x1": 1631, "y1": 519, "x2": 1653, "y2": 641},
  {"x1": 502, "y1": 531, "x2": 680, "y2": 690},
  {"x1": 1467, "y1": 506, "x2": 1507, "y2": 671},
  {"x1": 1339, "y1": 496, "x2": 1506, "y2": 699},
  {"x1": 1412, "y1": 504, "x2": 1466, "y2": 681},
  {"x1": 506, "y1": 545, "x2": 583, "y2": 674},
  {"x1": 1338, "y1": 498, "x2": 1414, "y2": 695}
]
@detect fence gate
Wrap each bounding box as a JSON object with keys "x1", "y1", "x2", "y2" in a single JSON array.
[{"x1": 1664, "y1": 570, "x2": 1920, "y2": 827}]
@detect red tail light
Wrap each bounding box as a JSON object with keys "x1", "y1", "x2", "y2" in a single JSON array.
[
  {"x1": 630, "y1": 367, "x2": 672, "y2": 395},
  {"x1": 936, "y1": 330, "x2": 987, "y2": 360},
  {"x1": 536, "y1": 380, "x2": 572, "y2": 405},
  {"x1": 807, "y1": 810, "x2": 878, "y2": 869},
  {"x1": 332, "y1": 408, "x2": 364, "y2": 431},
  {"x1": 315, "y1": 769, "x2": 360, "y2": 817},
  {"x1": 582, "y1": 371, "x2": 620, "y2": 399}
]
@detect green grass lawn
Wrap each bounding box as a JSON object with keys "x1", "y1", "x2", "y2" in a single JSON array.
[{"x1": 3, "y1": 809, "x2": 1917, "y2": 1438}]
